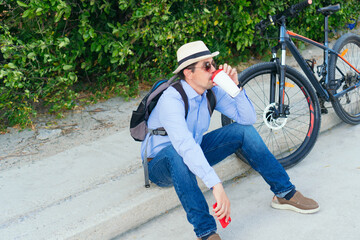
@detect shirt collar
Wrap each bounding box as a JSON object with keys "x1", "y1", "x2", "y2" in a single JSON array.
[{"x1": 180, "y1": 80, "x2": 208, "y2": 100}]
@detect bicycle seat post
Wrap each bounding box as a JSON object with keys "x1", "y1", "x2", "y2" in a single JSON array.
[{"x1": 324, "y1": 15, "x2": 329, "y2": 46}]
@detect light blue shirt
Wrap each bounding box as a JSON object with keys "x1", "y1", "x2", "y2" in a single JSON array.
[{"x1": 141, "y1": 80, "x2": 256, "y2": 189}]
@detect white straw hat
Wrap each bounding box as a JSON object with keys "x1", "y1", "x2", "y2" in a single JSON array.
[{"x1": 173, "y1": 41, "x2": 219, "y2": 74}]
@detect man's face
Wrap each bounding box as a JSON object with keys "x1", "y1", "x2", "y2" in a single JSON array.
[{"x1": 184, "y1": 57, "x2": 217, "y2": 94}]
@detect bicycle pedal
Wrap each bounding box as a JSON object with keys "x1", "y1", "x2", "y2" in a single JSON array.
[
  {"x1": 321, "y1": 107, "x2": 328, "y2": 114},
  {"x1": 320, "y1": 99, "x2": 328, "y2": 114}
]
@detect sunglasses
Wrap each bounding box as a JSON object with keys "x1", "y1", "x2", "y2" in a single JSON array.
[{"x1": 187, "y1": 61, "x2": 217, "y2": 72}]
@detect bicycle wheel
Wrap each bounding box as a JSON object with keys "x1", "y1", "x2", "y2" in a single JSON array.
[
  {"x1": 221, "y1": 62, "x2": 321, "y2": 168},
  {"x1": 329, "y1": 33, "x2": 360, "y2": 124}
]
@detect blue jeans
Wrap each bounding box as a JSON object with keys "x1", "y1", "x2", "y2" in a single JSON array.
[{"x1": 148, "y1": 123, "x2": 295, "y2": 238}]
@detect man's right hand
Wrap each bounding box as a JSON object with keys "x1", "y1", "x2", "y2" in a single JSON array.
[{"x1": 212, "y1": 183, "x2": 231, "y2": 223}]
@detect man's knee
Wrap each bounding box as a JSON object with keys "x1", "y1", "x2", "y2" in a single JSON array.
[
  {"x1": 227, "y1": 123, "x2": 268, "y2": 153},
  {"x1": 226, "y1": 122, "x2": 256, "y2": 139},
  {"x1": 162, "y1": 146, "x2": 193, "y2": 176}
]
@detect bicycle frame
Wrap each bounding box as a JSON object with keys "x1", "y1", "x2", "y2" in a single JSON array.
[{"x1": 273, "y1": 16, "x2": 360, "y2": 113}]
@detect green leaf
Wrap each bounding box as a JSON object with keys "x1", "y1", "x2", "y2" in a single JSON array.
[
  {"x1": 236, "y1": 42, "x2": 241, "y2": 50},
  {"x1": 112, "y1": 49, "x2": 119, "y2": 57},
  {"x1": 89, "y1": 28, "x2": 95, "y2": 38},
  {"x1": 112, "y1": 28, "x2": 120, "y2": 35},
  {"x1": 63, "y1": 65, "x2": 73, "y2": 70},
  {"x1": 91, "y1": 42, "x2": 97, "y2": 52},
  {"x1": 27, "y1": 52, "x2": 36, "y2": 59},
  {"x1": 55, "y1": 10, "x2": 64, "y2": 22},
  {"x1": 59, "y1": 38, "x2": 70, "y2": 48},
  {"x1": 17, "y1": 1, "x2": 28, "y2": 7},
  {"x1": 22, "y1": 9, "x2": 31, "y2": 18},
  {"x1": 25, "y1": 89, "x2": 30, "y2": 98},
  {"x1": 7, "y1": 63, "x2": 17, "y2": 69},
  {"x1": 110, "y1": 58, "x2": 119, "y2": 64},
  {"x1": 83, "y1": 32, "x2": 90, "y2": 42}
]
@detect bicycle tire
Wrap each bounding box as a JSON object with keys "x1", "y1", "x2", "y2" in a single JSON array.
[
  {"x1": 329, "y1": 33, "x2": 360, "y2": 124},
  {"x1": 221, "y1": 62, "x2": 321, "y2": 168}
]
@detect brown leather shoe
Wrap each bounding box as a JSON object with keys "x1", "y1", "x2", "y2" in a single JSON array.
[
  {"x1": 271, "y1": 191, "x2": 320, "y2": 214},
  {"x1": 197, "y1": 233, "x2": 222, "y2": 240}
]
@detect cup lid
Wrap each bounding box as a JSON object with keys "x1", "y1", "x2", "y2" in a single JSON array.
[{"x1": 211, "y1": 69, "x2": 223, "y2": 81}]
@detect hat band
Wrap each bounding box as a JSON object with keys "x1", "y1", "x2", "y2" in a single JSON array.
[{"x1": 178, "y1": 50, "x2": 211, "y2": 66}]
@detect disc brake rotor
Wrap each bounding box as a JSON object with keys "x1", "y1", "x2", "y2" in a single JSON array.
[{"x1": 263, "y1": 103, "x2": 287, "y2": 130}]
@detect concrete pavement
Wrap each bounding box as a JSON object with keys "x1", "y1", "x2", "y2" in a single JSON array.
[{"x1": 0, "y1": 104, "x2": 346, "y2": 240}]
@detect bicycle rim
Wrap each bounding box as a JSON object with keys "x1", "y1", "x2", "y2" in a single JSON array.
[
  {"x1": 330, "y1": 33, "x2": 360, "y2": 124},
  {"x1": 222, "y1": 62, "x2": 321, "y2": 168}
]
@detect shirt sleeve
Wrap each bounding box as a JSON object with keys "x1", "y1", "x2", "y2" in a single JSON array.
[
  {"x1": 156, "y1": 89, "x2": 221, "y2": 189},
  {"x1": 213, "y1": 86, "x2": 256, "y2": 125}
]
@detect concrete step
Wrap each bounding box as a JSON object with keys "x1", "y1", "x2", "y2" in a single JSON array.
[{"x1": 0, "y1": 106, "x2": 342, "y2": 239}]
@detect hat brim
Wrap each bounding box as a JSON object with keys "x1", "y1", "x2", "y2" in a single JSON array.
[{"x1": 173, "y1": 51, "x2": 219, "y2": 74}]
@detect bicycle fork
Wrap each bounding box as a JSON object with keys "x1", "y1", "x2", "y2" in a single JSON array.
[{"x1": 269, "y1": 29, "x2": 289, "y2": 119}]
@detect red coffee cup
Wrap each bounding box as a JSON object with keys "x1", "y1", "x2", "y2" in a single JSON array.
[{"x1": 212, "y1": 69, "x2": 240, "y2": 98}]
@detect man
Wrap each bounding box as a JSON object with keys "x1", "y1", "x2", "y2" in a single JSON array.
[{"x1": 141, "y1": 41, "x2": 319, "y2": 240}]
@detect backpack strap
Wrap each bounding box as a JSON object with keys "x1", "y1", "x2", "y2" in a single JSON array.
[
  {"x1": 206, "y1": 89, "x2": 216, "y2": 116},
  {"x1": 173, "y1": 81, "x2": 216, "y2": 118},
  {"x1": 171, "y1": 81, "x2": 189, "y2": 119},
  {"x1": 148, "y1": 81, "x2": 189, "y2": 137}
]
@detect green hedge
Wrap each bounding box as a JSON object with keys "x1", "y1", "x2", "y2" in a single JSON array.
[{"x1": 1, "y1": 0, "x2": 359, "y2": 129}]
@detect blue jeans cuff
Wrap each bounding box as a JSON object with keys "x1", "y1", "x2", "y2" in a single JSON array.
[
  {"x1": 275, "y1": 186, "x2": 296, "y2": 198},
  {"x1": 197, "y1": 228, "x2": 217, "y2": 238}
]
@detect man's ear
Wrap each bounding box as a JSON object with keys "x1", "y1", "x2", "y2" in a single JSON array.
[{"x1": 183, "y1": 68, "x2": 192, "y2": 80}]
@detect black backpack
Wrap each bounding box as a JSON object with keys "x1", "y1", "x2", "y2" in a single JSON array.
[{"x1": 130, "y1": 75, "x2": 217, "y2": 187}]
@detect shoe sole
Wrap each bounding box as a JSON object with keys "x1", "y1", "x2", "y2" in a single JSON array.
[{"x1": 271, "y1": 201, "x2": 320, "y2": 214}]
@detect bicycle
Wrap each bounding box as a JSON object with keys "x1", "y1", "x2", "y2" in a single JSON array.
[{"x1": 221, "y1": 1, "x2": 360, "y2": 168}]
